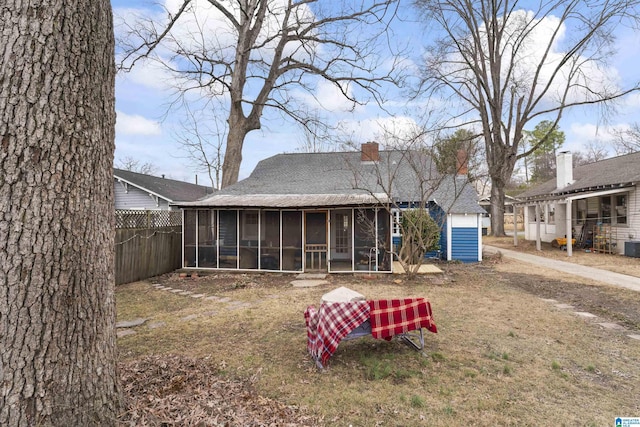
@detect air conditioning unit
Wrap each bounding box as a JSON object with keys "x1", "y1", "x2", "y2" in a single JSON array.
[{"x1": 624, "y1": 241, "x2": 640, "y2": 258}]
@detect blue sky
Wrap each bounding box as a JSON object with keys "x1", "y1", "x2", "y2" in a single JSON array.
[{"x1": 111, "y1": 0, "x2": 640, "y2": 185}]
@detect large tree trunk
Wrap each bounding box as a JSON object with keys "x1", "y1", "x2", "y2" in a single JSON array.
[
  {"x1": 0, "y1": 1, "x2": 119, "y2": 426},
  {"x1": 221, "y1": 102, "x2": 260, "y2": 189},
  {"x1": 490, "y1": 183, "x2": 506, "y2": 236},
  {"x1": 485, "y1": 130, "x2": 519, "y2": 237},
  {"x1": 221, "y1": 125, "x2": 245, "y2": 189}
]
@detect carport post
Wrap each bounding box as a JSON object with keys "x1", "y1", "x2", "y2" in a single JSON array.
[
  {"x1": 513, "y1": 206, "x2": 518, "y2": 247},
  {"x1": 566, "y1": 199, "x2": 573, "y2": 257},
  {"x1": 535, "y1": 203, "x2": 541, "y2": 251}
]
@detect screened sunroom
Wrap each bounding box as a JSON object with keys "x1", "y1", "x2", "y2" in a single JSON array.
[{"x1": 182, "y1": 207, "x2": 391, "y2": 273}]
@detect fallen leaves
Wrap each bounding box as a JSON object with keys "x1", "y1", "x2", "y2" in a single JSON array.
[{"x1": 118, "y1": 354, "x2": 321, "y2": 426}]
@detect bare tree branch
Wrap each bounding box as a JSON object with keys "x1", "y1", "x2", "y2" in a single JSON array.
[
  {"x1": 117, "y1": 0, "x2": 405, "y2": 188},
  {"x1": 172, "y1": 102, "x2": 226, "y2": 189},
  {"x1": 612, "y1": 122, "x2": 640, "y2": 154},
  {"x1": 116, "y1": 156, "x2": 158, "y2": 175},
  {"x1": 415, "y1": 0, "x2": 640, "y2": 235}
]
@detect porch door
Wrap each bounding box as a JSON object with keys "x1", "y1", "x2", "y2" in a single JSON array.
[
  {"x1": 330, "y1": 209, "x2": 353, "y2": 272},
  {"x1": 304, "y1": 211, "x2": 328, "y2": 271}
]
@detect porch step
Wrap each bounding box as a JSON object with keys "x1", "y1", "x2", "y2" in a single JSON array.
[
  {"x1": 296, "y1": 273, "x2": 327, "y2": 280},
  {"x1": 291, "y1": 279, "x2": 329, "y2": 288}
]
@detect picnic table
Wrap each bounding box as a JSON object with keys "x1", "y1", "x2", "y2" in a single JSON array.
[{"x1": 304, "y1": 293, "x2": 437, "y2": 369}]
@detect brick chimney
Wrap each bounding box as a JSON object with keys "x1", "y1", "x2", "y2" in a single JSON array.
[
  {"x1": 361, "y1": 141, "x2": 379, "y2": 162},
  {"x1": 556, "y1": 151, "x2": 573, "y2": 189},
  {"x1": 456, "y1": 149, "x2": 469, "y2": 175}
]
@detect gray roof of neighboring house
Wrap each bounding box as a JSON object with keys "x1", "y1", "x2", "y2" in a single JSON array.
[
  {"x1": 114, "y1": 168, "x2": 213, "y2": 203},
  {"x1": 180, "y1": 150, "x2": 484, "y2": 214},
  {"x1": 517, "y1": 151, "x2": 640, "y2": 200}
]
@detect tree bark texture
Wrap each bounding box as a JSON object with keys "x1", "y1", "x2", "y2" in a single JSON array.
[
  {"x1": 222, "y1": 104, "x2": 260, "y2": 189},
  {"x1": 0, "y1": 1, "x2": 119, "y2": 426},
  {"x1": 485, "y1": 130, "x2": 518, "y2": 237},
  {"x1": 221, "y1": 127, "x2": 244, "y2": 188}
]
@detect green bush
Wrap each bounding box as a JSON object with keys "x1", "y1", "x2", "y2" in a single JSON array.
[{"x1": 399, "y1": 209, "x2": 441, "y2": 264}]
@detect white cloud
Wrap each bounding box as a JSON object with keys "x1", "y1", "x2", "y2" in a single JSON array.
[
  {"x1": 306, "y1": 80, "x2": 358, "y2": 113},
  {"x1": 116, "y1": 111, "x2": 162, "y2": 136},
  {"x1": 563, "y1": 121, "x2": 635, "y2": 154},
  {"x1": 440, "y1": 9, "x2": 624, "y2": 112},
  {"x1": 623, "y1": 92, "x2": 640, "y2": 109},
  {"x1": 568, "y1": 122, "x2": 631, "y2": 142},
  {"x1": 120, "y1": 59, "x2": 177, "y2": 91}
]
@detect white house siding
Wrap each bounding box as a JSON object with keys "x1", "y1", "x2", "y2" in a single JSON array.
[
  {"x1": 114, "y1": 179, "x2": 170, "y2": 210},
  {"x1": 617, "y1": 186, "x2": 640, "y2": 255},
  {"x1": 524, "y1": 204, "x2": 557, "y2": 242}
]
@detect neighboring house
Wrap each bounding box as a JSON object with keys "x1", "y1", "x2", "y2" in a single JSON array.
[
  {"x1": 175, "y1": 142, "x2": 485, "y2": 273},
  {"x1": 478, "y1": 194, "x2": 520, "y2": 234},
  {"x1": 114, "y1": 168, "x2": 213, "y2": 211},
  {"x1": 516, "y1": 151, "x2": 640, "y2": 256}
]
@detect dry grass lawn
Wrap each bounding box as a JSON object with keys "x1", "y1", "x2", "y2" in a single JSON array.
[{"x1": 116, "y1": 260, "x2": 640, "y2": 426}]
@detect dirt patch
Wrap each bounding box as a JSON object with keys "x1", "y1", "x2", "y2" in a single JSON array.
[
  {"x1": 481, "y1": 236, "x2": 640, "y2": 330},
  {"x1": 498, "y1": 272, "x2": 640, "y2": 330},
  {"x1": 155, "y1": 272, "x2": 288, "y2": 292}
]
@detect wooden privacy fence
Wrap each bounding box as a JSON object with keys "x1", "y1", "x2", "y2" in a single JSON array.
[{"x1": 115, "y1": 210, "x2": 182, "y2": 285}]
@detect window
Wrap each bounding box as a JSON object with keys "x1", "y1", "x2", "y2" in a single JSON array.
[
  {"x1": 529, "y1": 205, "x2": 544, "y2": 222},
  {"x1": 597, "y1": 193, "x2": 628, "y2": 225},
  {"x1": 600, "y1": 196, "x2": 612, "y2": 224},
  {"x1": 576, "y1": 199, "x2": 587, "y2": 223},
  {"x1": 198, "y1": 210, "x2": 217, "y2": 268},
  {"x1": 616, "y1": 195, "x2": 627, "y2": 225},
  {"x1": 183, "y1": 210, "x2": 197, "y2": 267},
  {"x1": 242, "y1": 210, "x2": 259, "y2": 240},
  {"x1": 547, "y1": 204, "x2": 555, "y2": 224},
  {"x1": 334, "y1": 213, "x2": 350, "y2": 254}
]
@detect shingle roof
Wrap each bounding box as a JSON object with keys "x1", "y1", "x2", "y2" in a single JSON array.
[
  {"x1": 517, "y1": 151, "x2": 640, "y2": 200},
  {"x1": 114, "y1": 168, "x2": 213, "y2": 203},
  {"x1": 180, "y1": 150, "x2": 484, "y2": 214}
]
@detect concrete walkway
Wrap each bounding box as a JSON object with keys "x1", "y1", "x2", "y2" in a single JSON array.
[{"x1": 484, "y1": 245, "x2": 640, "y2": 293}]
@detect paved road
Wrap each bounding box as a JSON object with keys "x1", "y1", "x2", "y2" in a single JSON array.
[{"x1": 484, "y1": 245, "x2": 640, "y2": 293}]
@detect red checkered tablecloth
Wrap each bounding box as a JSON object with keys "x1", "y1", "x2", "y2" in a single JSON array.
[
  {"x1": 304, "y1": 301, "x2": 370, "y2": 367},
  {"x1": 305, "y1": 298, "x2": 437, "y2": 367},
  {"x1": 368, "y1": 298, "x2": 437, "y2": 340}
]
